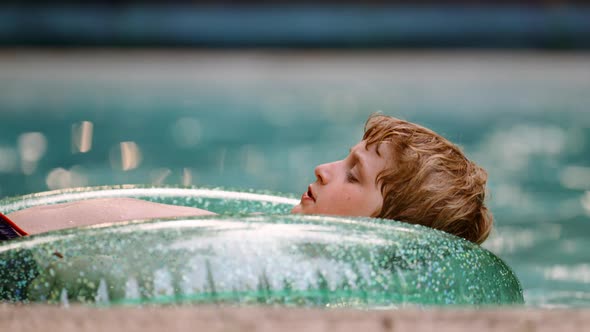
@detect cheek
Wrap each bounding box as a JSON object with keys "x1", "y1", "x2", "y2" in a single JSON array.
[
  {"x1": 369, "y1": 193, "x2": 384, "y2": 216},
  {"x1": 340, "y1": 191, "x2": 371, "y2": 214},
  {"x1": 338, "y1": 190, "x2": 356, "y2": 204},
  {"x1": 355, "y1": 189, "x2": 383, "y2": 216}
]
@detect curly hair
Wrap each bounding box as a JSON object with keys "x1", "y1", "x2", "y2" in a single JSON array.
[{"x1": 363, "y1": 113, "x2": 493, "y2": 244}]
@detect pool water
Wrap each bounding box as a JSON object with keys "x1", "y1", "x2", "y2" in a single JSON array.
[{"x1": 0, "y1": 50, "x2": 589, "y2": 308}]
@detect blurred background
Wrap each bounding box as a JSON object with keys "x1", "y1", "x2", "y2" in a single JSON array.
[{"x1": 0, "y1": 0, "x2": 589, "y2": 307}]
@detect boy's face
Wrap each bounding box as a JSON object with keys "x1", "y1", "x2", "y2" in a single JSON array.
[{"x1": 291, "y1": 140, "x2": 390, "y2": 217}]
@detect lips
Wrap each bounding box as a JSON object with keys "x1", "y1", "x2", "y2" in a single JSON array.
[{"x1": 306, "y1": 185, "x2": 316, "y2": 202}]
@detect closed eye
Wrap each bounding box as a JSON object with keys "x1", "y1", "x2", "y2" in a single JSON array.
[{"x1": 346, "y1": 170, "x2": 358, "y2": 183}]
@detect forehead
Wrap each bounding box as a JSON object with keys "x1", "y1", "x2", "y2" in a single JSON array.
[{"x1": 352, "y1": 140, "x2": 391, "y2": 157}]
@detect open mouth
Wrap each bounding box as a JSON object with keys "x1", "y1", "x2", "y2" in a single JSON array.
[{"x1": 307, "y1": 185, "x2": 315, "y2": 202}]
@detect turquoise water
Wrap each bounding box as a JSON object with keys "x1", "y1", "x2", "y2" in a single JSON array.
[{"x1": 0, "y1": 51, "x2": 589, "y2": 307}]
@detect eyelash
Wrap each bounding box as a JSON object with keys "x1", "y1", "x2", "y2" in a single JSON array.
[
  {"x1": 346, "y1": 170, "x2": 358, "y2": 183},
  {"x1": 345, "y1": 150, "x2": 359, "y2": 183}
]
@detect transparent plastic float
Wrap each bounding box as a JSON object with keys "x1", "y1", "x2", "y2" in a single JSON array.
[{"x1": 0, "y1": 185, "x2": 524, "y2": 307}]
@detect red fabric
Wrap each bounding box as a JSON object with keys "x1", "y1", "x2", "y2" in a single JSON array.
[{"x1": 0, "y1": 212, "x2": 28, "y2": 236}]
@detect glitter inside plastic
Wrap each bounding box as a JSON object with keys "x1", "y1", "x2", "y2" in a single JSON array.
[{"x1": 0, "y1": 185, "x2": 524, "y2": 307}]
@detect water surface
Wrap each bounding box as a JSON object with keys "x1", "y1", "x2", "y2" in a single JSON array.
[{"x1": 0, "y1": 50, "x2": 589, "y2": 307}]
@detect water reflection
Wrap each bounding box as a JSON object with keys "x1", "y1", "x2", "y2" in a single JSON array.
[
  {"x1": 475, "y1": 124, "x2": 565, "y2": 173},
  {"x1": 18, "y1": 132, "x2": 47, "y2": 175},
  {"x1": 110, "y1": 141, "x2": 142, "y2": 171},
  {"x1": 0, "y1": 146, "x2": 18, "y2": 173},
  {"x1": 182, "y1": 168, "x2": 194, "y2": 186},
  {"x1": 153, "y1": 269, "x2": 175, "y2": 297},
  {"x1": 581, "y1": 192, "x2": 590, "y2": 216},
  {"x1": 46, "y1": 166, "x2": 88, "y2": 190},
  {"x1": 96, "y1": 279, "x2": 110, "y2": 304},
  {"x1": 541, "y1": 264, "x2": 590, "y2": 284},
  {"x1": 150, "y1": 168, "x2": 172, "y2": 185},
  {"x1": 71, "y1": 121, "x2": 94, "y2": 153},
  {"x1": 488, "y1": 222, "x2": 563, "y2": 249},
  {"x1": 171, "y1": 117, "x2": 202, "y2": 148},
  {"x1": 241, "y1": 145, "x2": 266, "y2": 177},
  {"x1": 124, "y1": 277, "x2": 140, "y2": 301},
  {"x1": 560, "y1": 166, "x2": 590, "y2": 190},
  {"x1": 217, "y1": 148, "x2": 227, "y2": 176}
]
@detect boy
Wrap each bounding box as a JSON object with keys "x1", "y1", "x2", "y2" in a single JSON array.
[
  {"x1": 1, "y1": 114, "x2": 492, "y2": 244},
  {"x1": 292, "y1": 113, "x2": 492, "y2": 244}
]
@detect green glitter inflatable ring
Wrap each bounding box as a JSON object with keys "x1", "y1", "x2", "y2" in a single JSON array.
[{"x1": 0, "y1": 185, "x2": 524, "y2": 307}]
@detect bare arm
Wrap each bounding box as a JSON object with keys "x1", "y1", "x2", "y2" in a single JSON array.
[{"x1": 7, "y1": 198, "x2": 216, "y2": 235}]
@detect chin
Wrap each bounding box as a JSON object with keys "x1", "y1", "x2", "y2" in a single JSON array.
[{"x1": 291, "y1": 205, "x2": 302, "y2": 214}]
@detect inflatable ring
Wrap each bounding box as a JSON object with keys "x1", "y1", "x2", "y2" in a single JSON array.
[{"x1": 0, "y1": 185, "x2": 523, "y2": 307}]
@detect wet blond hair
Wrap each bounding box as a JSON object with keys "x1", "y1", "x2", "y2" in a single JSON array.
[{"x1": 364, "y1": 113, "x2": 493, "y2": 244}]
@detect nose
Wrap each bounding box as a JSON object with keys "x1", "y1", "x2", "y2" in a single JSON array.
[{"x1": 314, "y1": 162, "x2": 333, "y2": 184}]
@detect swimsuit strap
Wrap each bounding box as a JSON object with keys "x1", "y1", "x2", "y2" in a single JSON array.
[{"x1": 0, "y1": 212, "x2": 28, "y2": 240}]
